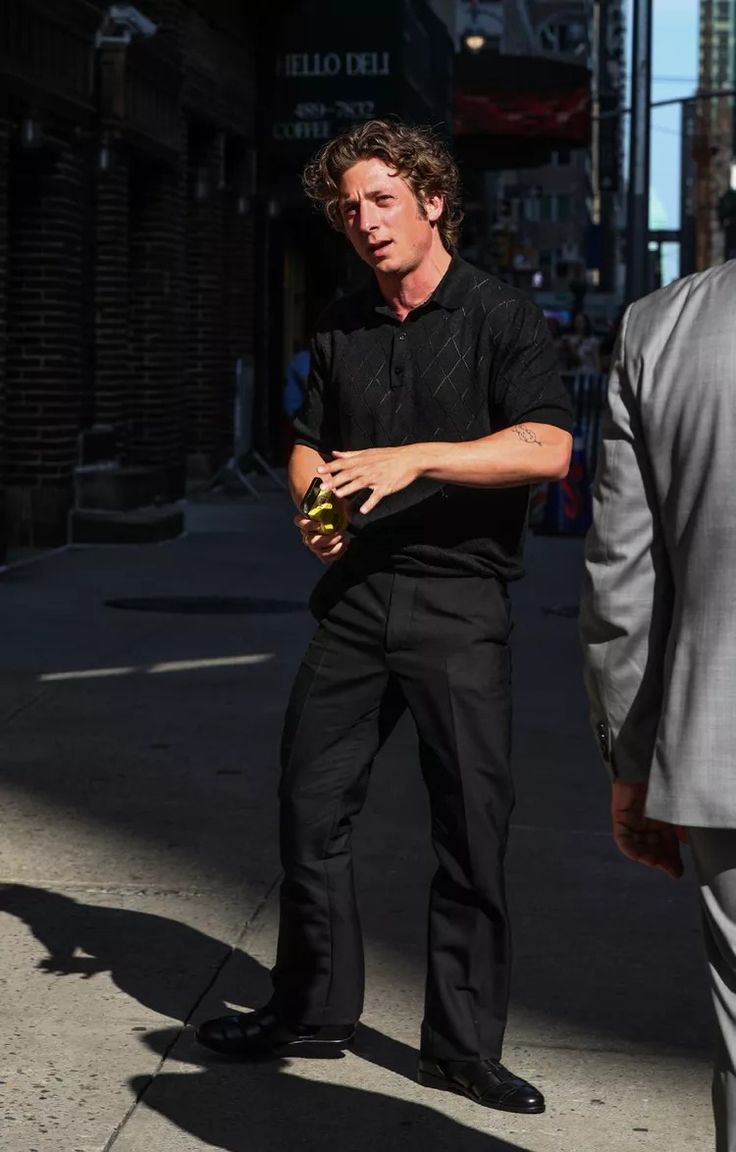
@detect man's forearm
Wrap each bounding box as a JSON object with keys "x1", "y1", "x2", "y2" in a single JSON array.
[
  {"x1": 319, "y1": 423, "x2": 572, "y2": 515},
  {"x1": 414, "y1": 423, "x2": 571, "y2": 487},
  {"x1": 288, "y1": 443, "x2": 329, "y2": 510}
]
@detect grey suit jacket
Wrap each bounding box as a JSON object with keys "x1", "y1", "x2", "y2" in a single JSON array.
[{"x1": 579, "y1": 261, "x2": 736, "y2": 827}]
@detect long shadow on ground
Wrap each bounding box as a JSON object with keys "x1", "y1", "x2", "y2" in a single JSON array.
[{"x1": 0, "y1": 883, "x2": 535, "y2": 1151}]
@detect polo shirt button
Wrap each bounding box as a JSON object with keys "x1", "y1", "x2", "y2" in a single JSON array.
[{"x1": 398, "y1": 332, "x2": 406, "y2": 341}]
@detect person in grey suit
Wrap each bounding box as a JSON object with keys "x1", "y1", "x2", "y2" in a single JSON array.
[{"x1": 579, "y1": 260, "x2": 736, "y2": 1152}]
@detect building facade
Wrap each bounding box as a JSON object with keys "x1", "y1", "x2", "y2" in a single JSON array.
[
  {"x1": 451, "y1": 0, "x2": 625, "y2": 322},
  {"x1": 590, "y1": 0, "x2": 625, "y2": 294},
  {"x1": 505, "y1": 2, "x2": 594, "y2": 297},
  {"x1": 0, "y1": 0, "x2": 258, "y2": 553},
  {"x1": 695, "y1": 0, "x2": 736, "y2": 269}
]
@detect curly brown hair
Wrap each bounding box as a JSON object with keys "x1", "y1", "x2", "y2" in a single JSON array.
[{"x1": 302, "y1": 119, "x2": 463, "y2": 253}]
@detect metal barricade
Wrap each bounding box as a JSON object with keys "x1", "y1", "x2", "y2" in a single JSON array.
[
  {"x1": 197, "y1": 356, "x2": 286, "y2": 498},
  {"x1": 531, "y1": 372, "x2": 608, "y2": 536}
]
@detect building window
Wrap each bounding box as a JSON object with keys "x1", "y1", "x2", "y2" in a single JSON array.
[
  {"x1": 524, "y1": 194, "x2": 540, "y2": 222},
  {"x1": 539, "y1": 18, "x2": 588, "y2": 56},
  {"x1": 540, "y1": 194, "x2": 554, "y2": 222},
  {"x1": 557, "y1": 195, "x2": 571, "y2": 222}
]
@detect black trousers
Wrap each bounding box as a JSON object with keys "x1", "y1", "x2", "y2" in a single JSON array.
[{"x1": 272, "y1": 568, "x2": 515, "y2": 1061}]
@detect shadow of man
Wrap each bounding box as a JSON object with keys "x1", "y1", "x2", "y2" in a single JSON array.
[
  {"x1": 131, "y1": 1028, "x2": 533, "y2": 1152},
  {"x1": 0, "y1": 883, "x2": 272, "y2": 1023},
  {"x1": 0, "y1": 884, "x2": 535, "y2": 1150}
]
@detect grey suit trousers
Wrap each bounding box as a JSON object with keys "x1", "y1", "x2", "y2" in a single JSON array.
[{"x1": 689, "y1": 830, "x2": 736, "y2": 1152}]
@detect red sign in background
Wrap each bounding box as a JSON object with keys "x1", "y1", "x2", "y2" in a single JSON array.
[{"x1": 454, "y1": 87, "x2": 591, "y2": 145}]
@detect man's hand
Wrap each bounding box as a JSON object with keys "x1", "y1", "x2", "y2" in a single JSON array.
[
  {"x1": 294, "y1": 514, "x2": 348, "y2": 565},
  {"x1": 318, "y1": 446, "x2": 421, "y2": 515},
  {"x1": 611, "y1": 781, "x2": 684, "y2": 880}
]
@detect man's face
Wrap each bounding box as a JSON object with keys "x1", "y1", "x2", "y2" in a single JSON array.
[{"x1": 338, "y1": 157, "x2": 442, "y2": 276}]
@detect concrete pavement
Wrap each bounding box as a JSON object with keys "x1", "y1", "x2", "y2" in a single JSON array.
[{"x1": 0, "y1": 492, "x2": 713, "y2": 1151}]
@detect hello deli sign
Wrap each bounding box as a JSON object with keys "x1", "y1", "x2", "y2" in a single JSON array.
[
  {"x1": 273, "y1": 50, "x2": 393, "y2": 143},
  {"x1": 282, "y1": 51, "x2": 391, "y2": 78}
]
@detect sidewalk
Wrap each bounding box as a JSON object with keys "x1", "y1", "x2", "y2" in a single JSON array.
[{"x1": 0, "y1": 494, "x2": 712, "y2": 1152}]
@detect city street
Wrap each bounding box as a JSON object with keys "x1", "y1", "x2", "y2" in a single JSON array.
[{"x1": 0, "y1": 493, "x2": 713, "y2": 1151}]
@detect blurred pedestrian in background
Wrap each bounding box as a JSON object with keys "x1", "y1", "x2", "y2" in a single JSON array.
[
  {"x1": 564, "y1": 311, "x2": 600, "y2": 373},
  {"x1": 282, "y1": 343, "x2": 311, "y2": 459},
  {"x1": 545, "y1": 314, "x2": 576, "y2": 371},
  {"x1": 283, "y1": 343, "x2": 310, "y2": 421}
]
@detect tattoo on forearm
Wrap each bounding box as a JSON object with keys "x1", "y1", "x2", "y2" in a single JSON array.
[{"x1": 514, "y1": 424, "x2": 543, "y2": 447}]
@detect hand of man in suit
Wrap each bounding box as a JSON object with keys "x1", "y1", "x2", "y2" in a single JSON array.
[{"x1": 611, "y1": 781, "x2": 684, "y2": 880}]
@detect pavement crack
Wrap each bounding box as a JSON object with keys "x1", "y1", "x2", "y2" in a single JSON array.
[
  {"x1": 103, "y1": 870, "x2": 282, "y2": 1149},
  {"x1": 177, "y1": 869, "x2": 283, "y2": 1030},
  {"x1": 1, "y1": 690, "x2": 46, "y2": 727},
  {"x1": 101, "y1": 1038, "x2": 180, "y2": 1152}
]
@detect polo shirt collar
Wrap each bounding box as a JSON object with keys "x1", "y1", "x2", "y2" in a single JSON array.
[
  {"x1": 368, "y1": 255, "x2": 473, "y2": 318},
  {"x1": 431, "y1": 256, "x2": 476, "y2": 310}
]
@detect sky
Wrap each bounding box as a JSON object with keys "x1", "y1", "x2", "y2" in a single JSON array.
[{"x1": 633, "y1": 0, "x2": 700, "y2": 278}]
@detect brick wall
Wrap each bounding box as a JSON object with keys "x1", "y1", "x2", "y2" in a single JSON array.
[
  {"x1": 0, "y1": 119, "x2": 9, "y2": 558},
  {"x1": 184, "y1": 130, "x2": 229, "y2": 475},
  {"x1": 139, "y1": 0, "x2": 184, "y2": 51},
  {"x1": 0, "y1": 0, "x2": 258, "y2": 544},
  {"x1": 226, "y1": 185, "x2": 256, "y2": 364},
  {"x1": 128, "y1": 150, "x2": 187, "y2": 497},
  {"x1": 224, "y1": 158, "x2": 256, "y2": 460},
  {"x1": 181, "y1": 1, "x2": 255, "y2": 471},
  {"x1": 95, "y1": 143, "x2": 132, "y2": 431},
  {"x1": 5, "y1": 138, "x2": 86, "y2": 545}
]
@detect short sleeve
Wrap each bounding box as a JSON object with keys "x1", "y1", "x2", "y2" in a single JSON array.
[
  {"x1": 493, "y1": 299, "x2": 575, "y2": 432},
  {"x1": 292, "y1": 333, "x2": 339, "y2": 454}
]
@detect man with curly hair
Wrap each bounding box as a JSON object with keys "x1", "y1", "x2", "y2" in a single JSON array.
[{"x1": 197, "y1": 119, "x2": 573, "y2": 1115}]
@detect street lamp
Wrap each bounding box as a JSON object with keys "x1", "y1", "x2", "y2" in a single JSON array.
[
  {"x1": 458, "y1": 0, "x2": 501, "y2": 54},
  {"x1": 462, "y1": 30, "x2": 487, "y2": 53}
]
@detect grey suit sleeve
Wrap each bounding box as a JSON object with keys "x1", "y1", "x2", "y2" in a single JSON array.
[{"x1": 579, "y1": 307, "x2": 674, "y2": 782}]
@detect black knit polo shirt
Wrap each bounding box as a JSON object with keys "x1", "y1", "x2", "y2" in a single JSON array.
[{"x1": 294, "y1": 256, "x2": 574, "y2": 581}]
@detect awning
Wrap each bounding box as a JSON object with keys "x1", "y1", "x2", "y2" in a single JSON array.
[{"x1": 454, "y1": 53, "x2": 591, "y2": 155}]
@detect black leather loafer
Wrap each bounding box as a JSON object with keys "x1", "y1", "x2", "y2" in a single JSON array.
[
  {"x1": 417, "y1": 1056, "x2": 545, "y2": 1114},
  {"x1": 195, "y1": 1004, "x2": 355, "y2": 1058}
]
